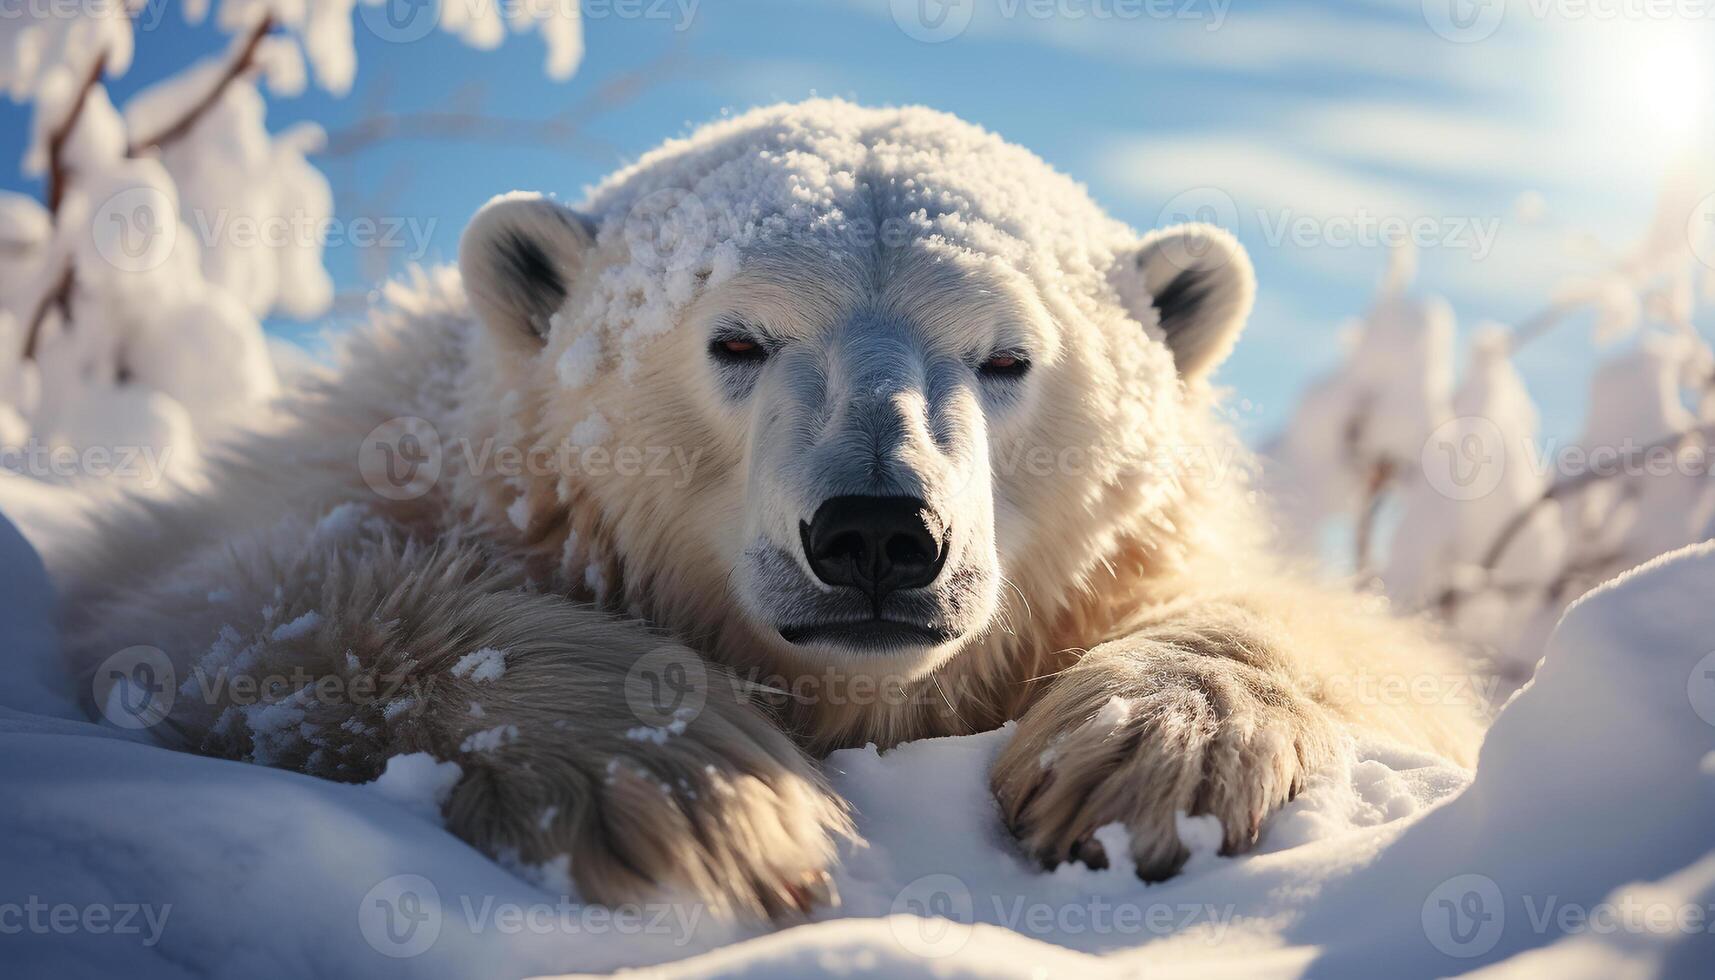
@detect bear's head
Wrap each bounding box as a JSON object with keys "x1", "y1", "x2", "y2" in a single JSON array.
[{"x1": 454, "y1": 101, "x2": 1254, "y2": 688}]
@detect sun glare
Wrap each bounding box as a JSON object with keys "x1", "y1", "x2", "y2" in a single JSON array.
[{"x1": 1569, "y1": 22, "x2": 1712, "y2": 162}]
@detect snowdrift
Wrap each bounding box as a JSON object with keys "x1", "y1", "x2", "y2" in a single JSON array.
[{"x1": 2, "y1": 509, "x2": 1711, "y2": 978}]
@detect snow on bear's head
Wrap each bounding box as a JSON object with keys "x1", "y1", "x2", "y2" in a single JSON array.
[{"x1": 455, "y1": 100, "x2": 1254, "y2": 681}]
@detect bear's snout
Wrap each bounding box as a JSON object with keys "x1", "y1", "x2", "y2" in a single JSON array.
[{"x1": 798, "y1": 495, "x2": 949, "y2": 604}]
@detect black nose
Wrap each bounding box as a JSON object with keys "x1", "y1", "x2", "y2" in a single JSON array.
[{"x1": 800, "y1": 496, "x2": 948, "y2": 604}]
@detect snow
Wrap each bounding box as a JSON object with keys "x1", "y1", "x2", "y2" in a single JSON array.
[
  {"x1": 269, "y1": 610, "x2": 323, "y2": 642},
  {"x1": 451, "y1": 648, "x2": 508, "y2": 683},
  {"x1": 1266, "y1": 222, "x2": 1715, "y2": 686},
  {"x1": 1, "y1": 0, "x2": 585, "y2": 505},
  {"x1": 553, "y1": 99, "x2": 1138, "y2": 397},
  {"x1": 568, "y1": 411, "x2": 612, "y2": 448},
  {"x1": 3, "y1": 502, "x2": 1711, "y2": 977},
  {"x1": 625, "y1": 708, "x2": 695, "y2": 744},
  {"x1": 460, "y1": 724, "x2": 520, "y2": 753},
  {"x1": 366, "y1": 752, "x2": 464, "y2": 822},
  {"x1": 555, "y1": 331, "x2": 602, "y2": 390}
]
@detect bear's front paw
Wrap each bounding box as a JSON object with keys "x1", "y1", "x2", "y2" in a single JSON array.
[
  {"x1": 991, "y1": 643, "x2": 1337, "y2": 880},
  {"x1": 442, "y1": 707, "x2": 853, "y2": 923}
]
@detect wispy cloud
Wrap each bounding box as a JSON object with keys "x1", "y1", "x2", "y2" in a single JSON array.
[
  {"x1": 847, "y1": 0, "x2": 1532, "y2": 89},
  {"x1": 1283, "y1": 101, "x2": 1553, "y2": 184},
  {"x1": 1094, "y1": 127, "x2": 1584, "y2": 310},
  {"x1": 1097, "y1": 131, "x2": 1441, "y2": 220}
]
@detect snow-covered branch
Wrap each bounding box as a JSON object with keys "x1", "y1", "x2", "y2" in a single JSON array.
[
  {"x1": 0, "y1": 0, "x2": 598, "y2": 493},
  {"x1": 1267, "y1": 164, "x2": 1715, "y2": 683},
  {"x1": 127, "y1": 15, "x2": 275, "y2": 154}
]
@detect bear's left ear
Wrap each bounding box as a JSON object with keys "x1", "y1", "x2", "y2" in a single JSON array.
[
  {"x1": 459, "y1": 192, "x2": 596, "y2": 344},
  {"x1": 1116, "y1": 223, "x2": 1255, "y2": 379}
]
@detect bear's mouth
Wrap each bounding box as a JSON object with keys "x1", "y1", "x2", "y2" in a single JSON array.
[{"x1": 777, "y1": 619, "x2": 958, "y2": 651}]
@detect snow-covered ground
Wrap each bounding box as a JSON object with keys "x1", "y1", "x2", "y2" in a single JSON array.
[{"x1": 2, "y1": 506, "x2": 1712, "y2": 978}]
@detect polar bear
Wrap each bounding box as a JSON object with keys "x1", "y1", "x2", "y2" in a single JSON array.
[{"x1": 59, "y1": 100, "x2": 1484, "y2": 920}]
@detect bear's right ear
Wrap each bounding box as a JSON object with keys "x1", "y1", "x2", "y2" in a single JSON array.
[
  {"x1": 1116, "y1": 223, "x2": 1255, "y2": 380},
  {"x1": 459, "y1": 193, "x2": 595, "y2": 343}
]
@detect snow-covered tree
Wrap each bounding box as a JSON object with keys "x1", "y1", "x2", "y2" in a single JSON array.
[
  {"x1": 0, "y1": 0, "x2": 586, "y2": 491},
  {"x1": 1268, "y1": 156, "x2": 1715, "y2": 684}
]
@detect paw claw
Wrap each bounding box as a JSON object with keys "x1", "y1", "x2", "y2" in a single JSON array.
[
  {"x1": 790, "y1": 869, "x2": 837, "y2": 913},
  {"x1": 1072, "y1": 836, "x2": 1110, "y2": 871}
]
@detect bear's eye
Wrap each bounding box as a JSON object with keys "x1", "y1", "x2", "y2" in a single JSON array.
[
  {"x1": 979, "y1": 351, "x2": 1030, "y2": 379},
  {"x1": 710, "y1": 334, "x2": 769, "y2": 365}
]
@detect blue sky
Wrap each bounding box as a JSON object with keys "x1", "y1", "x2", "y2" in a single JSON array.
[{"x1": 4, "y1": 0, "x2": 1711, "y2": 442}]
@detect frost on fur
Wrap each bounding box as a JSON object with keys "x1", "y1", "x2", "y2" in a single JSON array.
[{"x1": 55, "y1": 101, "x2": 1495, "y2": 923}]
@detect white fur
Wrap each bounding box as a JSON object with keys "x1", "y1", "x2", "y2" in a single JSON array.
[{"x1": 57, "y1": 101, "x2": 1484, "y2": 919}]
